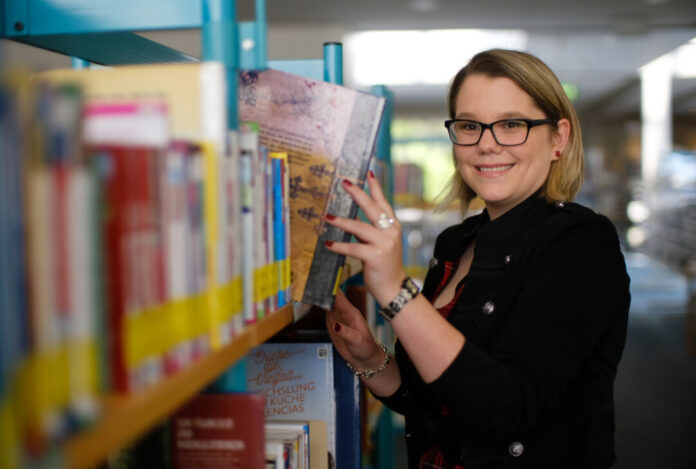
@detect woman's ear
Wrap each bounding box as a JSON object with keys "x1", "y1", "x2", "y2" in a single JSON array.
[{"x1": 553, "y1": 118, "x2": 571, "y2": 159}]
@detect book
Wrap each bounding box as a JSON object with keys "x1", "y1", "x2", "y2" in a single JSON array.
[
  {"x1": 84, "y1": 100, "x2": 170, "y2": 393},
  {"x1": 270, "y1": 152, "x2": 289, "y2": 308},
  {"x1": 239, "y1": 123, "x2": 257, "y2": 324},
  {"x1": 170, "y1": 393, "x2": 266, "y2": 469},
  {"x1": 265, "y1": 423, "x2": 306, "y2": 469},
  {"x1": 238, "y1": 68, "x2": 386, "y2": 309},
  {"x1": 245, "y1": 342, "x2": 337, "y2": 465},
  {"x1": 0, "y1": 72, "x2": 32, "y2": 467},
  {"x1": 266, "y1": 420, "x2": 328, "y2": 469},
  {"x1": 37, "y1": 62, "x2": 238, "y2": 390},
  {"x1": 333, "y1": 347, "x2": 361, "y2": 469}
]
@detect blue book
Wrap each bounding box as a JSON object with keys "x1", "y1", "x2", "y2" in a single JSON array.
[
  {"x1": 0, "y1": 84, "x2": 29, "y2": 402},
  {"x1": 333, "y1": 347, "x2": 362, "y2": 469},
  {"x1": 270, "y1": 153, "x2": 286, "y2": 307}
]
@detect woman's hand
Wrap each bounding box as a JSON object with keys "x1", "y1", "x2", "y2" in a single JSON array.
[
  {"x1": 326, "y1": 290, "x2": 384, "y2": 370},
  {"x1": 323, "y1": 171, "x2": 407, "y2": 307}
]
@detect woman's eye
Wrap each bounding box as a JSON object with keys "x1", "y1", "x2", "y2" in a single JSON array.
[
  {"x1": 504, "y1": 120, "x2": 524, "y2": 129},
  {"x1": 459, "y1": 122, "x2": 479, "y2": 131}
]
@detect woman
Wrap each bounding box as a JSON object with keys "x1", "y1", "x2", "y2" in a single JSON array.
[{"x1": 323, "y1": 49, "x2": 630, "y2": 468}]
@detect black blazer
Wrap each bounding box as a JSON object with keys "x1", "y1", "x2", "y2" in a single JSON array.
[{"x1": 377, "y1": 194, "x2": 631, "y2": 468}]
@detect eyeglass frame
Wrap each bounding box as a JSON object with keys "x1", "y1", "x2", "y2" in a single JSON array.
[{"x1": 444, "y1": 118, "x2": 557, "y2": 146}]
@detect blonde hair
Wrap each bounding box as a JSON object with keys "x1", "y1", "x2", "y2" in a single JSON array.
[{"x1": 438, "y1": 49, "x2": 584, "y2": 214}]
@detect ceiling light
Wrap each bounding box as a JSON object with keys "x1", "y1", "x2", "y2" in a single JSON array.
[
  {"x1": 344, "y1": 29, "x2": 528, "y2": 87},
  {"x1": 411, "y1": 0, "x2": 437, "y2": 12}
]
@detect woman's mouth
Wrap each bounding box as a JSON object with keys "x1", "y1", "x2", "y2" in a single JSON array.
[{"x1": 477, "y1": 164, "x2": 514, "y2": 173}]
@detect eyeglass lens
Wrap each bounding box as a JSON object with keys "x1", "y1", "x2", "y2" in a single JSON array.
[{"x1": 449, "y1": 119, "x2": 529, "y2": 145}]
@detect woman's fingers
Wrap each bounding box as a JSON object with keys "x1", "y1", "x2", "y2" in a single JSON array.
[
  {"x1": 325, "y1": 215, "x2": 389, "y2": 246},
  {"x1": 366, "y1": 170, "x2": 395, "y2": 217},
  {"x1": 341, "y1": 179, "x2": 398, "y2": 229}
]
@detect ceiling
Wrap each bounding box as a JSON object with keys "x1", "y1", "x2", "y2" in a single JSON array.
[
  {"x1": 2, "y1": 0, "x2": 696, "y2": 118},
  {"x1": 236, "y1": 0, "x2": 696, "y2": 117}
]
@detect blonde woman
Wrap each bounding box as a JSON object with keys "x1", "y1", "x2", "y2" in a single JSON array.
[{"x1": 324, "y1": 49, "x2": 630, "y2": 468}]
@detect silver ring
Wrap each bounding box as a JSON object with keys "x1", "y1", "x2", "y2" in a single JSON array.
[{"x1": 375, "y1": 212, "x2": 394, "y2": 230}]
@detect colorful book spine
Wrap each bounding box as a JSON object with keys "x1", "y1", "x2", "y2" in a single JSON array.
[
  {"x1": 83, "y1": 100, "x2": 170, "y2": 393},
  {"x1": 239, "y1": 123, "x2": 256, "y2": 324},
  {"x1": 263, "y1": 146, "x2": 276, "y2": 313},
  {"x1": 270, "y1": 152, "x2": 287, "y2": 308},
  {"x1": 224, "y1": 130, "x2": 243, "y2": 337}
]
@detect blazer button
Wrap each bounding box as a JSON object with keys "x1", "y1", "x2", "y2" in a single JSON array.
[
  {"x1": 481, "y1": 301, "x2": 495, "y2": 316},
  {"x1": 509, "y1": 441, "x2": 524, "y2": 457},
  {"x1": 504, "y1": 255, "x2": 512, "y2": 265}
]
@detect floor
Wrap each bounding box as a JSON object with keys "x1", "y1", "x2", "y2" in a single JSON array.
[{"x1": 613, "y1": 251, "x2": 696, "y2": 469}]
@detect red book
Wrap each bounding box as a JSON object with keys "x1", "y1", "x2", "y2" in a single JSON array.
[
  {"x1": 97, "y1": 145, "x2": 131, "y2": 393},
  {"x1": 171, "y1": 393, "x2": 266, "y2": 469}
]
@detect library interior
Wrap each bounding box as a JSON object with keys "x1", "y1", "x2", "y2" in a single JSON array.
[{"x1": 2, "y1": 0, "x2": 696, "y2": 468}]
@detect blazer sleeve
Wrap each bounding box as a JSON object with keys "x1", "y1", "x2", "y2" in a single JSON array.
[{"x1": 425, "y1": 215, "x2": 631, "y2": 441}]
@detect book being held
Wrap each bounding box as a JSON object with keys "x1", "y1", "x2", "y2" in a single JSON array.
[{"x1": 239, "y1": 68, "x2": 386, "y2": 309}]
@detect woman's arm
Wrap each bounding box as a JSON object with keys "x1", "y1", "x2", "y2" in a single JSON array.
[{"x1": 324, "y1": 172, "x2": 467, "y2": 386}]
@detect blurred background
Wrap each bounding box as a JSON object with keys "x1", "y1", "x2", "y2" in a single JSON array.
[{"x1": 2, "y1": 1, "x2": 696, "y2": 467}]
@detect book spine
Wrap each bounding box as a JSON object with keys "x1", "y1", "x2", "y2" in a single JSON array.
[
  {"x1": 264, "y1": 147, "x2": 276, "y2": 313},
  {"x1": 270, "y1": 153, "x2": 286, "y2": 308},
  {"x1": 239, "y1": 135, "x2": 256, "y2": 325},
  {"x1": 333, "y1": 348, "x2": 361, "y2": 469},
  {"x1": 225, "y1": 130, "x2": 244, "y2": 336},
  {"x1": 253, "y1": 142, "x2": 268, "y2": 320},
  {"x1": 301, "y1": 94, "x2": 386, "y2": 309}
]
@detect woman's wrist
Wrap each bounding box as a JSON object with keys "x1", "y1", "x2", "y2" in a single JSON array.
[{"x1": 346, "y1": 342, "x2": 391, "y2": 380}]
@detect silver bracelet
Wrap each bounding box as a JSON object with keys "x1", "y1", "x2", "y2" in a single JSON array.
[{"x1": 345, "y1": 342, "x2": 391, "y2": 380}]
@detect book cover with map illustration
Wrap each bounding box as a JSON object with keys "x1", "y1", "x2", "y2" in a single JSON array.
[{"x1": 238, "y1": 69, "x2": 385, "y2": 309}]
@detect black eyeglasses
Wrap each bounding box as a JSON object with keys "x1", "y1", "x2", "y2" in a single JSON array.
[{"x1": 444, "y1": 118, "x2": 556, "y2": 146}]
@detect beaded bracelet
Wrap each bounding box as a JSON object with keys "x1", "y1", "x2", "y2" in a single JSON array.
[{"x1": 345, "y1": 342, "x2": 391, "y2": 379}]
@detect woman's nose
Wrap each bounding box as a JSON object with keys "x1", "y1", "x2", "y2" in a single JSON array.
[{"x1": 477, "y1": 126, "x2": 499, "y2": 150}]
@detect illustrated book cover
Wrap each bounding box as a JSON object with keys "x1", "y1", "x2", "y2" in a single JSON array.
[{"x1": 238, "y1": 68, "x2": 385, "y2": 309}]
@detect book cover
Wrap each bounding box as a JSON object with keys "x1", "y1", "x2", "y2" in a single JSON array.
[
  {"x1": 238, "y1": 68, "x2": 386, "y2": 309},
  {"x1": 170, "y1": 393, "x2": 265, "y2": 469},
  {"x1": 245, "y1": 342, "x2": 336, "y2": 463}
]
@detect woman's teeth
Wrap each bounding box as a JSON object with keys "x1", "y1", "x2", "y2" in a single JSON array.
[{"x1": 479, "y1": 164, "x2": 513, "y2": 172}]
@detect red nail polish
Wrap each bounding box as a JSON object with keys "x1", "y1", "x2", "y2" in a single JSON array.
[
  {"x1": 325, "y1": 240, "x2": 334, "y2": 247},
  {"x1": 325, "y1": 214, "x2": 336, "y2": 221},
  {"x1": 334, "y1": 322, "x2": 341, "y2": 332},
  {"x1": 342, "y1": 179, "x2": 353, "y2": 187},
  {"x1": 369, "y1": 169, "x2": 375, "y2": 178}
]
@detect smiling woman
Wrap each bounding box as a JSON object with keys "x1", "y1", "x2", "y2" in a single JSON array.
[
  {"x1": 448, "y1": 74, "x2": 569, "y2": 219},
  {"x1": 321, "y1": 49, "x2": 631, "y2": 469}
]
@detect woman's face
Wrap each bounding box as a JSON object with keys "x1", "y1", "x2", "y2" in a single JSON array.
[{"x1": 453, "y1": 74, "x2": 568, "y2": 219}]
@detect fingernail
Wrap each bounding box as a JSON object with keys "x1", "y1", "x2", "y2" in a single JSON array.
[
  {"x1": 342, "y1": 179, "x2": 353, "y2": 187},
  {"x1": 334, "y1": 322, "x2": 341, "y2": 332},
  {"x1": 369, "y1": 169, "x2": 375, "y2": 178},
  {"x1": 325, "y1": 214, "x2": 336, "y2": 221},
  {"x1": 325, "y1": 240, "x2": 334, "y2": 247}
]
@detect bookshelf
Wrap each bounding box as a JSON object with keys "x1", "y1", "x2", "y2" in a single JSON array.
[
  {"x1": 65, "y1": 305, "x2": 293, "y2": 469},
  {"x1": 1, "y1": 1, "x2": 371, "y2": 468}
]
